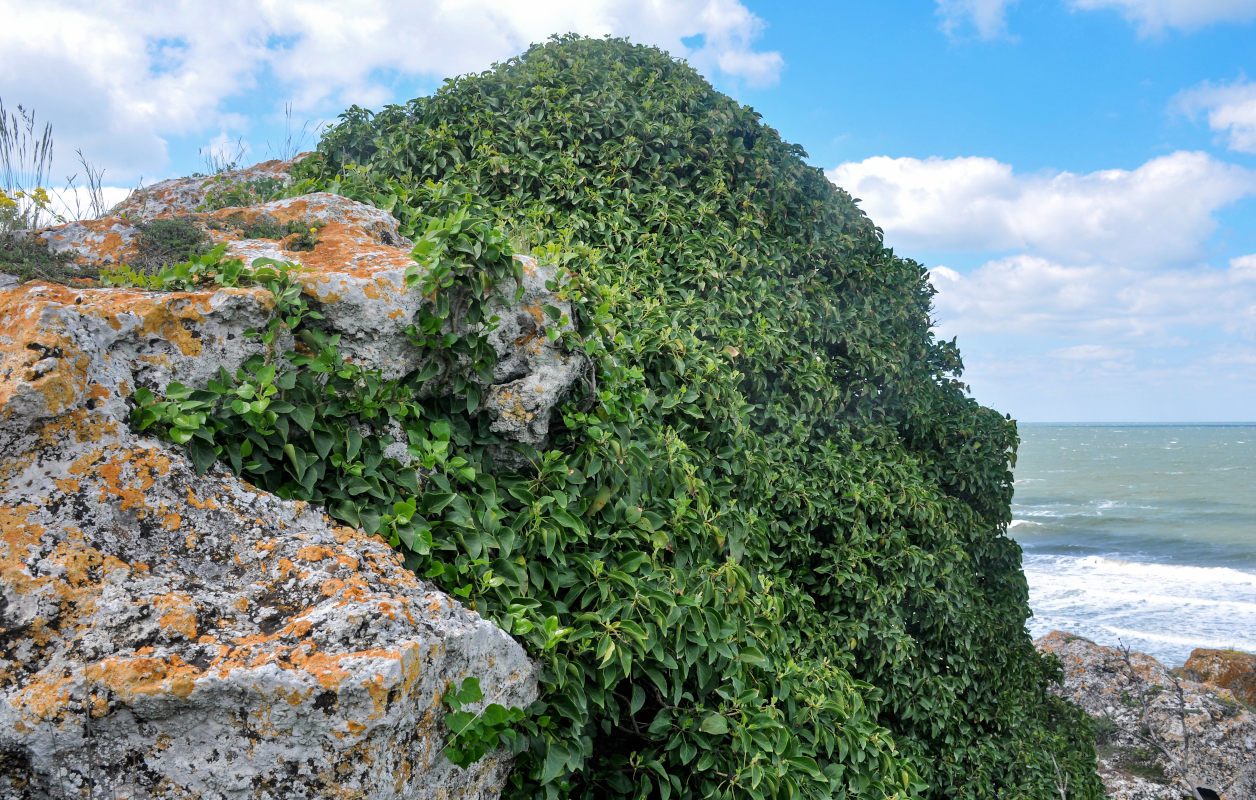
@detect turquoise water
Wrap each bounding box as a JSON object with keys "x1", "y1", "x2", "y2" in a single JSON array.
[{"x1": 1011, "y1": 424, "x2": 1256, "y2": 667}]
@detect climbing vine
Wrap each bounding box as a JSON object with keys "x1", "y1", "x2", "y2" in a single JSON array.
[{"x1": 134, "y1": 35, "x2": 1103, "y2": 800}]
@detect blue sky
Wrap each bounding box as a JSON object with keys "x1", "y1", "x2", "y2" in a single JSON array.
[{"x1": 3, "y1": 0, "x2": 1255, "y2": 422}]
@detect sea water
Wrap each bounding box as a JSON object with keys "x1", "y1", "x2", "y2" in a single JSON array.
[{"x1": 1011, "y1": 424, "x2": 1256, "y2": 667}]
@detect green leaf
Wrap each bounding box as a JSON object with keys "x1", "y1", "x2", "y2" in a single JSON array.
[
  {"x1": 698, "y1": 712, "x2": 729, "y2": 735},
  {"x1": 187, "y1": 439, "x2": 219, "y2": 475},
  {"x1": 290, "y1": 404, "x2": 316, "y2": 431}
]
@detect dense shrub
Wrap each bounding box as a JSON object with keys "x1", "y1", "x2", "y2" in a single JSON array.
[{"x1": 146, "y1": 35, "x2": 1102, "y2": 800}]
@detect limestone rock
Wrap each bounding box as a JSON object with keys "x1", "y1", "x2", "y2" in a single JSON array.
[
  {"x1": 1037, "y1": 631, "x2": 1256, "y2": 800},
  {"x1": 1182, "y1": 648, "x2": 1256, "y2": 709},
  {"x1": 26, "y1": 158, "x2": 585, "y2": 445},
  {"x1": 108, "y1": 158, "x2": 301, "y2": 222},
  {"x1": 0, "y1": 164, "x2": 589, "y2": 797}
]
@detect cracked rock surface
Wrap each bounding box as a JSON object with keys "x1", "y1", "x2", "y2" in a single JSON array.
[
  {"x1": 0, "y1": 161, "x2": 579, "y2": 798},
  {"x1": 1038, "y1": 631, "x2": 1256, "y2": 800}
]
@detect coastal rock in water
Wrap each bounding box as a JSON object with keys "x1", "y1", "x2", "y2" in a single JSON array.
[
  {"x1": 0, "y1": 168, "x2": 582, "y2": 797},
  {"x1": 1037, "y1": 631, "x2": 1256, "y2": 800},
  {"x1": 1182, "y1": 648, "x2": 1256, "y2": 710}
]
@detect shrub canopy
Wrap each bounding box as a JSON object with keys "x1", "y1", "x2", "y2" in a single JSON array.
[{"x1": 276, "y1": 34, "x2": 1103, "y2": 800}]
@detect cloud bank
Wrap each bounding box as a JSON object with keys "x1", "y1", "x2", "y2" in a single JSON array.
[
  {"x1": 829, "y1": 149, "x2": 1256, "y2": 418},
  {"x1": 827, "y1": 152, "x2": 1255, "y2": 268},
  {"x1": 0, "y1": 0, "x2": 783, "y2": 182},
  {"x1": 1177, "y1": 77, "x2": 1256, "y2": 154},
  {"x1": 1068, "y1": 0, "x2": 1256, "y2": 34},
  {"x1": 936, "y1": 0, "x2": 1256, "y2": 39}
]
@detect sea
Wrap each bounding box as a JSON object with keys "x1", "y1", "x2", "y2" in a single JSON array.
[{"x1": 1011, "y1": 424, "x2": 1256, "y2": 668}]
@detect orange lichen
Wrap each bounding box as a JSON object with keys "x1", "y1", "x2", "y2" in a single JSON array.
[
  {"x1": 297, "y1": 544, "x2": 335, "y2": 562},
  {"x1": 154, "y1": 592, "x2": 198, "y2": 640},
  {"x1": 293, "y1": 651, "x2": 352, "y2": 690},
  {"x1": 12, "y1": 670, "x2": 75, "y2": 723},
  {"x1": 86, "y1": 657, "x2": 203, "y2": 702},
  {"x1": 185, "y1": 488, "x2": 220, "y2": 509}
]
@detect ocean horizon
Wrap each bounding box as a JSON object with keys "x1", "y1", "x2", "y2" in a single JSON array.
[{"x1": 1010, "y1": 422, "x2": 1256, "y2": 667}]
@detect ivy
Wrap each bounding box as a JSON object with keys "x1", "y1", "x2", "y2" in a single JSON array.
[
  {"x1": 443, "y1": 677, "x2": 528, "y2": 768},
  {"x1": 133, "y1": 35, "x2": 1104, "y2": 800}
]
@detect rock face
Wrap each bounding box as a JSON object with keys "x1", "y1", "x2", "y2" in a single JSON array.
[
  {"x1": 1182, "y1": 649, "x2": 1256, "y2": 710},
  {"x1": 1037, "y1": 631, "x2": 1256, "y2": 800},
  {"x1": 0, "y1": 162, "x2": 588, "y2": 798}
]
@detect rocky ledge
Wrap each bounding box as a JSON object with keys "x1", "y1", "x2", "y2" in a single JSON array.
[
  {"x1": 0, "y1": 161, "x2": 586, "y2": 798},
  {"x1": 1037, "y1": 631, "x2": 1256, "y2": 800}
]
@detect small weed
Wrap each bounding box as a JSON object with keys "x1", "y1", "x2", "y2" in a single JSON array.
[
  {"x1": 101, "y1": 243, "x2": 281, "y2": 294},
  {"x1": 0, "y1": 232, "x2": 87, "y2": 283},
  {"x1": 0, "y1": 99, "x2": 57, "y2": 233},
  {"x1": 199, "y1": 175, "x2": 286, "y2": 212},
  {"x1": 132, "y1": 217, "x2": 209, "y2": 275},
  {"x1": 1092, "y1": 713, "x2": 1119, "y2": 745},
  {"x1": 1214, "y1": 694, "x2": 1244, "y2": 719},
  {"x1": 1114, "y1": 746, "x2": 1170, "y2": 784},
  {"x1": 208, "y1": 212, "x2": 323, "y2": 251}
]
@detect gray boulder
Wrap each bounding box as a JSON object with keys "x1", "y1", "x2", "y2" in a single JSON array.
[{"x1": 0, "y1": 168, "x2": 592, "y2": 798}]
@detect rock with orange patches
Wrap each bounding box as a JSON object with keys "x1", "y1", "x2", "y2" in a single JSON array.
[
  {"x1": 1182, "y1": 648, "x2": 1256, "y2": 709},
  {"x1": 17, "y1": 157, "x2": 585, "y2": 453},
  {"x1": 0, "y1": 422, "x2": 536, "y2": 799},
  {"x1": 1037, "y1": 631, "x2": 1256, "y2": 800},
  {"x1": 0, "y1": 160, "x2": 540, "y2": 799},
  {"x1": 108, "y1": 157, "x2": 300, "y2": 222}
]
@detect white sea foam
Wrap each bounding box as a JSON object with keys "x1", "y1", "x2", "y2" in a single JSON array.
[
  {"x1": 1023, "y1": 553, "x2": 1256, "y2": 665},
  {"x1": 1100, "y1": 625, "x2": 1256, "y2": 653},
  {"x1": 1015, "y1": 425, "x2": 1256, "y2": 666}
]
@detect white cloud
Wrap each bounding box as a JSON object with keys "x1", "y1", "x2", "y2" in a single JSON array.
[
  {"x1": 0, "y1": 0, "x2": 783, "y2": 181},
  {"x1": 199, "y1": 131, "x2": 253, "y2": 173},
  {"x1": 935, "y1": 0, "x2": 1018, "y2": 39},
  {"x1": 1049, "y1": 344, "x2": 1133, "y2": 360},
  {"x1": 928, "y1": 253, "x2": 1256, "y2": 340},
  {"x1": 1177, "y1": 78, "x2": 1256, "y2": 154},
  {"x1": 1068, "y1": 0, "x2": 1256, "y2": 34},
  {"x1": 47, "y1": 185, "x2": 134, "y2": 222},
  {"x1": 828, "y1": 152, "x2": 1255, "y2": 269}
]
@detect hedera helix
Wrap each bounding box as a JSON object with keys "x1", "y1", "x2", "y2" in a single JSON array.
[{"x1": 134, "y1": 35, "x2": 1105, "y2": 800}]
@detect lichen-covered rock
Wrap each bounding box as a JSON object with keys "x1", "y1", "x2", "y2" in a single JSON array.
[
  {"x1": 27, "y1": 159, "x2": 584, "y2": 446},
  {"x1": 0, "y1": 169, "x2": 582, "y2": 798},
  {"x1": 1182, "y1": 648, "x2": 1256, "y2": 710},
  {"x1": 108, "y1": 158, "x2": 301, "y2": 222},
  {"x1": 1037, "y1": 631, "x2": 1256, "y2": 800}
]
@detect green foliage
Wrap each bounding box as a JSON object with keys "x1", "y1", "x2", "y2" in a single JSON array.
[
  {"x1": 208, "y1": 212, "x2": 325, "y2": 251},
  {"x1": 443, "y1": 677, "x2": 528, "y2": 768},
  {"x1": 136, "y1": 35, "x2": 1103, "y2": 800},
  {"x1": 101, "y1": 243, "x2": 266, "y2": 293},
  {"x1": 130, "y1": 217, "x2": 210, "y2": 275},
  {"x1": 0, "y1": 231, "x2": 84, "y2": 283},
  {"x1": 198, "y1": 173, "x2": 287, "y2": 211}
]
